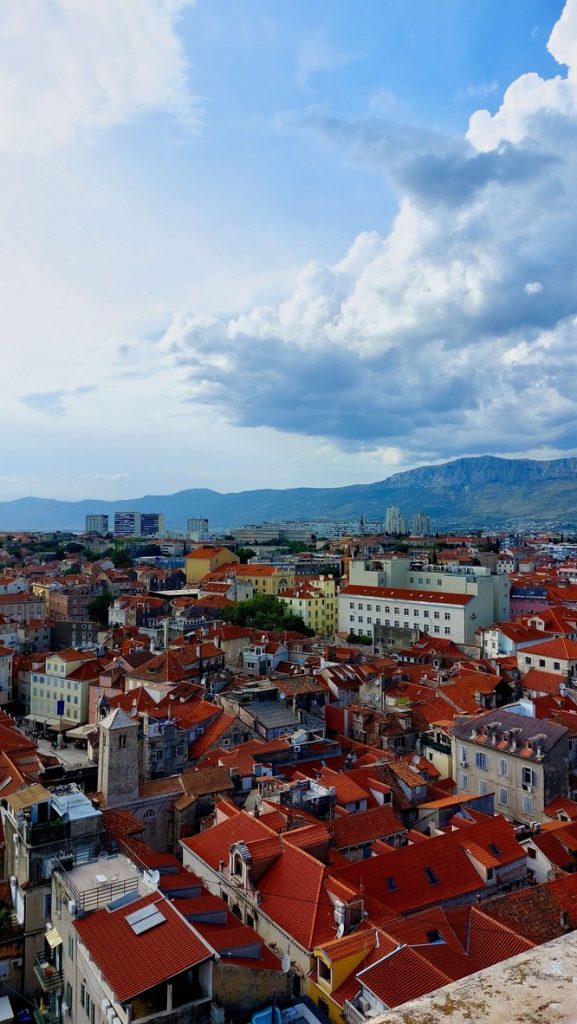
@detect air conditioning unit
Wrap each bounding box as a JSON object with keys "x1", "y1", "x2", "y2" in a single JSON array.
[
  {"x1": 68, "y1": 900, "x2": 77, "y2": 915},
  {"x1": 459, "y1": 759, "x2": 469, "y2": 768},
  {"x1": 522, "y1": 783, "x2": 533, "y2": 793}
]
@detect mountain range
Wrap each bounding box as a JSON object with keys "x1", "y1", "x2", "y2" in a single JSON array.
[{"x1": 2, "y1": 455, "x2": 577, "y2": 533}]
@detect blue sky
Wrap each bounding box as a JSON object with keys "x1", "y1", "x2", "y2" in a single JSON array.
[{"x1": 0, "y1": 0, "x2": 573, "y2": 500}]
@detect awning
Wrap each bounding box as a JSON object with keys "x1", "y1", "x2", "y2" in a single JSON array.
[
  {"x1": 25, "y1": 714, "x2": 76, "y2": 732},
  {"x1": 66, "y1": 725, "x2": 95, "y2": 740},
  {"x1": 45, "y1": 927, "x2": 62, "y2": 949}
]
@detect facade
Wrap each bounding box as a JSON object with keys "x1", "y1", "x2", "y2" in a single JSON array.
[
  {"x1": 384, "y1": 507, "x2": 407, "y2": 534},
  {"x1": 140, "y1": 512, "x2": 165, "y2": 536},
  {"x1": 187, "y1": 518, "x2": 209, "y2": 542},
  {"x1": 51, "y1": 856, "x2": 213, "y2": 1024},
  {"x1": 278, "y1": 575, "x2": 338, "y2": 634},
  {"x1": 2, "y1": 783, "x2": 104, "y2": 998},
  {"x1": 341, "y1": 558, "x2": 510, "y2": 646},
  {"x1": 451, "y1": 707, "x2": 570, "y2": 825},
  {"x1": 412, "y1": 511, "x2": 431, "y2": 536},
  {"x1": 29, "y1": 650, "x2": 101, "y2": 727},
  {"x1": 0, "y1": 644, "x2": 13, "y2": 704},
  {"x1": 113, "y1": 511, "x2": 141, "y2": 537},
  {"x1": 84, "y1": 514, "x2": 109, "y2": 535},
  {"x1": 185, "y1": 546, "x2": 239, "y2": 585}
]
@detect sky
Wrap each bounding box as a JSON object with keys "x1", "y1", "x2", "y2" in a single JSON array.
[{"x1": 1, "y1": 0, "x2": 575, "y2": 501}]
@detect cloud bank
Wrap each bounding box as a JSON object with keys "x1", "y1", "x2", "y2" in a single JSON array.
[
  {"x1": 153, "y1": 0, "x2": 577, "y2": 463},
  {"x1": 0, "y1": 0, "x2": 199, "y2": 152}
]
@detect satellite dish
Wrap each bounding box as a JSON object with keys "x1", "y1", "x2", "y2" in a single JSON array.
[
  {"x1": 336, "y1": 922, "x2": 345, "y2": 939},
  {"x1": 281, "y1": 953, "x2": 291, "y2": 973}
]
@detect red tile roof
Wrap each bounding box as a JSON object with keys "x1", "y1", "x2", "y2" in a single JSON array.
[{"x1": 74, "y1": 892, "x2": 213, "y2": 1002}]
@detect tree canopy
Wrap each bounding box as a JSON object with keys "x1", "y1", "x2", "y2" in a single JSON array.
[
  {"x1": 221, "y1": 593, "x2": 314, "y2": 635},
  {"x1": 87, "y1": 592, "x2": 113, "y2": 626}
]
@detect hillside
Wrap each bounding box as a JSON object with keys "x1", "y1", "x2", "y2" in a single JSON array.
[{"x1": 1, "y1": 456, "x2": 577, "y2": 532}]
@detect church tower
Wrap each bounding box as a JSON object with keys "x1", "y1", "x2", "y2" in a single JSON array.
[{"x1": 97, "y1": 707, "x2": 139, "y2": 807}]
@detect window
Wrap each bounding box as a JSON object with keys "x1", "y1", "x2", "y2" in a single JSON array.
[
  {"x1": 358, "y1": 616, "x2": 363, "y2": 623},
  {"x1": 118, "y1": 734, "x2": 126, "y2": 749},
  {"x1": 522, "y1": 767, "x2": 534, "y2": 787},
  {"x1": 433, "y1": 626, "x2": 440, "y2": 634},
  {"x1": 424, "y1": 866, "x2": 440, "y2": 885},
  {"x1": 539, "y1": 659, "x2": 546, "y2": 667},
  {"x1": 358, "y1": 603, "x2": 363, "y2": 610},
  {"x1": 349, "y1": 616, "x2": 355, "y2": 623},
  {"x1": 498, "y1": 787, "x2": 508, "y2": 806},
  {"x1": 80, "y1": 982, "x2": 85, "y2": 1008},
  {"x1": 385, "y1": 606, "x2": 390, "y2": 613},
  {"x1": 459, "y1": 771, "x2": 469, "y2": 790},
  {"x1": 475, "y1": 752, "x2": 488, "y2": 770},
  {"x1": 66, "y1": 984, "x2": 72, "y2": 1011},
  {"x1": 68, "y1": 935, "x2": 74, "y2": 961},
  {"x1": 444, "y1": 613, "x2": 451, "y2": 620},
  {"x1": 523, "y1": 795, "x2": 533, "y2": 815},
  {"x1": 349, "y1": 603, "x2": 354, "y2": 609},
  {"x1": 434, "y1": 612, "x2": 440, "y2": 619},
  {"x1": 367, "y1": 617, "x2": 372, "y2": 624},
  {"x1": 375, "y1": 605, "x2": 381, "y2": 612},
  {"x1": 479, "y1": 780, "x2": 488, "y2": 796},
  {"x1": 318, "y1": 959, "x2": 331, "y2": 983},
  {"x1": 498, "y1": 758, "x2": 508, "y2": 777},
  {"x1": 44, "y1": 894, "x2": 52, "y2": 919},
  {"x1": 444, "y1": 628, "x2": 451, "y2": 635},
  {"x1": 394, "y1": 607, "x2": 399, "y2": 614},
  {"x1": 423, "y1": 610, "x2": 429, "y2": 619},
  {"x1": 386, "y1": 876, "x2": 398, "y2": 891}
]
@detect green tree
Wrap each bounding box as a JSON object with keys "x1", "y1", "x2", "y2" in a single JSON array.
[
  {"x1": 236, "y1": 548, "x2": 256, "y2": 564},
  {"x1": 87, "y1": 592, "x2": 113, "y2": 626},
  {"x1": 221, "y1": 593, "x2": 313, "y2": 635},
  {"x1": 111, "y1": 547, "x2": 133, "y2": 568}
]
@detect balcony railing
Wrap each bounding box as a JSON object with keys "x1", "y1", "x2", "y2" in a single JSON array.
[{"x1": 34, "y1": 954, "x2": 63, "y2": 992}]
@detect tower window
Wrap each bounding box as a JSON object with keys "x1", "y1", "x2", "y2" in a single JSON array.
[{"x1": 118, "y1": 734, "x2": 126, "y2": 749}]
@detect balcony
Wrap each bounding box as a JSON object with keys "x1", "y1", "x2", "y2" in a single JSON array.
[{"x1": 34, "y1": 954, "x2": 63, "y2": 993}]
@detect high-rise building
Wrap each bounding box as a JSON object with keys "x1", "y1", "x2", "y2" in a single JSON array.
[
  {"x1": 385, "y1": 506, "x2": 407, "y2": 534},
  {"x1": 85, "y1": 513, "x2": 109, "y2": 534},
  {"x1": 187, "y1": 517, "x2": 209, "y2": 541},
  {"x1": 140, "y1": 512, "x2": 165, "y2": 536},
  {"x1": 113, "y1": 511, "x2": 141, "y2": 537},
  {"x1": 412, "y1": 511, "x2": 431, "y2": 536}
]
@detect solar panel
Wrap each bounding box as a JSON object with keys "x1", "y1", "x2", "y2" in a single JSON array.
[
  {"x1": 126, "y1": 903, "x2": 166, "y2": 934},
  {"x1": 130, "y1": 910, "x2": 166, "y2": 934}
]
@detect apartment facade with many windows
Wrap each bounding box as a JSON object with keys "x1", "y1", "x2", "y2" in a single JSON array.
[
  {"x1": 338, "y1": 584, "x2": 478, "y2": 645},
  {"x1": 450, "y1": 708, "x2": 570, "y2": 825}
]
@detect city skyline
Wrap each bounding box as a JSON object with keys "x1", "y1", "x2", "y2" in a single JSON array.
[{"x1": 1, "y1": 0, "x2": 573, "y2": 501}]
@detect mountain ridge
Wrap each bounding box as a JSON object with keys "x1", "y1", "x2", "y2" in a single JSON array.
[{"x1": 2, "y1": 455, "x2": 577, "y2": 532}]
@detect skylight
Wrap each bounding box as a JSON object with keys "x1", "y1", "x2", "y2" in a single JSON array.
[
  {"x1": 385, "y1": 876, "x2": 398, "y2": 891},
  {"x1": 424, "y1": 866, "x2": 440, "y2": 885}
]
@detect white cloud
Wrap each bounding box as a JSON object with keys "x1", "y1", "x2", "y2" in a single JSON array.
[
  {"x1": 295, "y1": 31, "x2": 359, "y2": 89},
  {"x1": 148, "y1": 0, "x2": 577, "y2": 463},
  {"x1": 0, "y1": 0, "x2": 199, "y2": 152}
]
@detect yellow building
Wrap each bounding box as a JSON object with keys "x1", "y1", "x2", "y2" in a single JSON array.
[
  {"x1": 279, "y1": 575, "x2": 337, "y2": 634},
  {"x1": 310, "y1": 931, "x2": 378, "y2": 1023},
  {"x1": 203, "y1": 563, "x2": 295, "y2": 596},
  {"x1": 185, "y1": 545, "x2": 239, "y2": 584}
]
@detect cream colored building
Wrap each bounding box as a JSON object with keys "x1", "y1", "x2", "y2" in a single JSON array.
[
  {"x1": 279, "y1": 575, "x2": 338, "y2": 634},
  {"x1": 29, "y1": 650, "x2": 99, "y2": 727},
  {"x1": 184, "y1": 545, "x2": 238, "y2": 584}
]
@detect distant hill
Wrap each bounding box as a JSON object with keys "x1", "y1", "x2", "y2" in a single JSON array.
[{"x1": 2, "y1": 455, "x2": 577, "y2": 532}]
